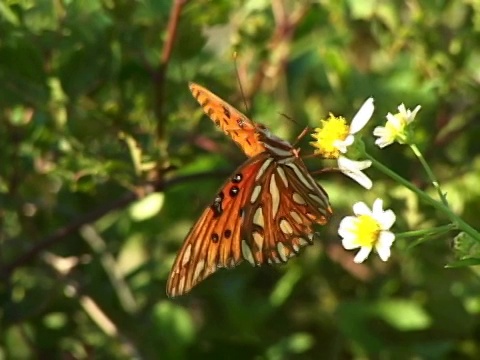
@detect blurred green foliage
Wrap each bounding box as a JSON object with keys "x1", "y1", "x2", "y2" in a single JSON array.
[{"x1": 1, "y1": 0, "x2": 480, "y2": 359}]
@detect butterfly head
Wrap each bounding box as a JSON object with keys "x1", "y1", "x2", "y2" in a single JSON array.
[{"x1": 255, "y1": 124, "x2": 296, "y2": 160}]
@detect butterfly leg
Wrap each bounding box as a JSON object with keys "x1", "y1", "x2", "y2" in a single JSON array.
[
  {"x1": 309, "y1": 167, "x2": 342, "y2": 176},
  {"x1": 292, "y1": 126, "x2": 312, "y2": 147}
]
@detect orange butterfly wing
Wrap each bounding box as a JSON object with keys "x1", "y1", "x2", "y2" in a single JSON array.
[
  {"x1": 241, "y1": 155, "x2": 332, "y2": 265},
  {"x1": 167, "y1": 154, "x2": 270, "y2": 297},
  {"x1": 166, "y1": 83, "x2": 333, "y2": 297},
  {"x1": 166, "y1": 153, "x2": 332, "y2": 297},
  {"x1": 189, "y1": 82, "x2": 267, "y2": 158}
]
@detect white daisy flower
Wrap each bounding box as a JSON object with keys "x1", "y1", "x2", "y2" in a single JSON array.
[
  {"x1": 373, "y1": 104, "x2": 421, "y2": 148},
  {"x1": 310, "y1": 98, "x2": 374, "y2": 188},
  {"x1": 334, "y1": 98, "x2": 375, "y2": 153},
  {"x1": 338, "y1": 198, "x2": 396, "y2": 263}
]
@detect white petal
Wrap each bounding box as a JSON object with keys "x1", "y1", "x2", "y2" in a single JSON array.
[
  {"x1": 338, "y1": 157, "x2": 373, "y2": 189},
  {"x1": 408, "y1": 105, "x2": 421, "y2": 122},
  {"x1": 333, "y1": 135, "x2": 353, "y2": 153},
  {"x1": 370, "y1": 199, "x2": 396, "y2": 229},
  {"x1": 353, "y1": 246, "x2": 372, "y2": 263},
  {"x1": 373, "y1": 126, "x2": 387, "y2": 137},
  {"x1": 352, "y1": 201, "x2": 371, "y2": 216},
  {"x1": 354, "y1": 172, "x2": 372, "y2": 189},
  {"x1": 339, "y1": 216, "x2": 357, "y2": 228},
  {"x1": 337, "y1": 156, "x2": 372, "y2": 172},
  {"x1": 350, "y1": 98, "x2": 374, "y2": 134},
  {"x1": 378, "y1": 209, "x2": 396, "y2": 230},
  {"x1": 342, "y1": 237, "x2": 360, "y2": 250},
  {"x1": 377, "y1": 231, "x2": 396, "y2": 248},
  {"x1": 374, "y1": 136, "x2": 393, "y2": 149},
  {"x1": 371, "y1": 198, "x2": 384, "y2": 214},
  {"x1": 338, "y1": 217, "x2": 357, "y2": 238},
  {"x1": 397, "y1": 104, "x2": 407, "y2": 115},
  {"x1": 375, "y1": 232, "x2": 395, "y2": 261},
  {"x1": 387, "y1": 113, "x2": 403, "y2": 129},
  {"x1": 338, "y1": 156, "x2": 372, "y2": 171},
  {"x1": 373, "y1": 125, "x2": 395, "y2": 148},
  {"x1": 376, "y1": 244, "x2": 391, "y2": 261}
]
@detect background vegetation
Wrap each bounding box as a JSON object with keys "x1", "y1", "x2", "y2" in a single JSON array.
[{"x1": 1, "y1": 0, "x2": 480, "y2": 358}]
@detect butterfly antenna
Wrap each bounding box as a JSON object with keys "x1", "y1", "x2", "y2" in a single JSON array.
[
  {"x1": 278, "y1": 112, "x2": 296, "y2": 124},
  {"x1": 294, "y1": 126, "x2": 312, "y2": 145},
  {"x1": 233, "y1": 52, "x2": 249, "y2": 114},
  {"x1": 277, "y1": 112, "x2": 312, "y2": 147},
  {"x1": 310, "y1": 166, "x2": 342, "y2": 175}
]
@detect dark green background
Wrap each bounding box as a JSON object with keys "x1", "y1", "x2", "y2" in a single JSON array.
[{"x1": 1, "y1": 1, "x2": 480, "y2": 359}]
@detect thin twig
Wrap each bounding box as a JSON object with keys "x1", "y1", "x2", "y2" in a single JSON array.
[
  {"x1": 0, "y1": 169, "x2": 230, "y2": 278},
  {"x1": 80, "y1": 225, "x2": 138, "y2": 314},
  {"x1": 153, "y1": 0, "x2": 187, "y2": 143},
  {"x1": 47, "y1": 256, "x2": 141, "y2": 359},
  {"x1": 241, "y1": 2, "x2": 309, "y2": 102}
]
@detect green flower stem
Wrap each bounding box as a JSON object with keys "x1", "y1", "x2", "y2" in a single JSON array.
[
  {"x1": 395, "y1": 224, "x2": 456, "y2": 239},
  {"x1": 409, "y1": 143, "x2": 449, "y2": 207},
  {"x1": 363, "y1": 152, "x2": 480, "y2": 242}
]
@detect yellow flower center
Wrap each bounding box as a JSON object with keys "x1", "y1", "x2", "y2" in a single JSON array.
[
  {"x1": 310, "y1": 114, "x2": 350, "y2": 159},
  {"x1": 354, "y1": 215, "x2": 380, "y2": 247},
  {"x1": 385, "y1": 113, "x2": 408, "y2": 143}
]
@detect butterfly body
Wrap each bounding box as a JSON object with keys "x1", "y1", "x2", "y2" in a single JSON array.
[{"x1": 166, "y1": 83, "x2": 332, "y2": 297}]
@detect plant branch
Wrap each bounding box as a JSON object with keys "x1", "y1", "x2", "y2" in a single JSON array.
[
  {"x1": 240, "y1": 2, "x2": 309, "y2": 102},
  {"x1": 153, "y1": 0, "x2": 187, "y2": 144},
  {"x1": 0, "y1": 169, "x2": 230, "y2": 278}
]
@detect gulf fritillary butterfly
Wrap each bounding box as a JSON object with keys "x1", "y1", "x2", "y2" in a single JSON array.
[{"x1": 166, "y1": 83, "x2": 333, "y2": 297}]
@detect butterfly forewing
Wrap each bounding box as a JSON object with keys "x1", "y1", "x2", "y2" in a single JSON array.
[{"x1": 189, "y1": 82, "x2": 267, "y2": 158}]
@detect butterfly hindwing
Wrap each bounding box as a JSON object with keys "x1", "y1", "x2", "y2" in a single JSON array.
[
  {"x1": 241, "y1": 157, "x2": 332, "y2": 266},
  {"x1": 167, "y1": 153, "x2": 332, "y2": 297},
  {"x1": 166, "y1": 153, "x2": 272, "y2": 297}
]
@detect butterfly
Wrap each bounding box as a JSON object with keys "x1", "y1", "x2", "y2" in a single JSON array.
[{"x1": 166, "y1": 82, "x2": 333, "y2": 297}]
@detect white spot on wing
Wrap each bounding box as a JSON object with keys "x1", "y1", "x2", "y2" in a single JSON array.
[
  {"x1": 253, "y1": 231, "x2": 264, "y2": 251},
  {"x1": 253, "y1": 207, "x2": 265, "y2": 227},
  {"x1": 280, "y1": 219, "x2": 293, "y2": 234},
  {"x1": 270, "y1": 175, "x2": 280, "y2": 218},
  {"x1": 193, "y1": 259, "x2": 205, "y2": 284},
  {"x1": 276, "y1": 242, "x2": 289, "y2": 262},
  {"x1": 276, "y1": 167, "x2": 288, "y2": 187},
  {"x1": 290, "y1": 211, "x2": 303, "y2": 224},
  {"x1": 242, "y1": 240, "x2": 255, "y2": 265},
  {"x1": 250, "y1": 185, "x2": 262, "y2": 204},
  {"x1": 178, "y1": 276, "x2": 185, "y2": 295},
  {"x1": 268, "y1": 252, "x2": 281, "y2": 264},
  {"x1": 292, "y1": 193, "x2": 306, "y2": 204},
  {"x1": 255, "y1": 158, "x2": 273, "y2": 181},
  {"x1": 298, "y1": 237, "x2": 310, "y2": 246},
  {"x1": 292, "y1": 243, "x2": 300, "y2": 252},
  {"x1": 265, "y1": 145, "x2": 292, "y2": 158},
  {"x1": 286, "y1": 163, "x2": 314, "y2": 190},
  {"x1": 308, "y1": 193, "x2": 326, "y2": 206},
  {"x1": 182, "y1": 244, "x2": 192, "y2": 266},
  {"x1": 204, "y1": 265, "x2": 215, "y2": 277}
]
